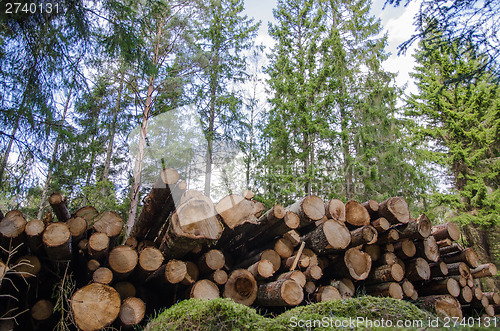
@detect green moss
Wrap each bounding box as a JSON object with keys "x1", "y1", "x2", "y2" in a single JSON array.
[
  {"x1": 143, "y1": 298, "x2": 268, "y2": 331},
  {"x1": 144, "y1": 296, "x2": 437, "y2": 331},
  {"x1": 274, "y1": 296, "x2": 432, "y2": 330}
]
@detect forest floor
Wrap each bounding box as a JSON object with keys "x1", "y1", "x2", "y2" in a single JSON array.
[{"x1": 143, "y1": 296, "x2": 494, "y2": 330}]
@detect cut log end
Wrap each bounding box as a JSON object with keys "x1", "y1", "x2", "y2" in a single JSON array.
[
  {"x1": 119, "y1": 297, "x2": 146, "y2": 327},
  {"x1": 325, "y1": 199, "x2": 345, "y2": 222},
  {"x1": 379, "y1": 197, "x2": 410, "y2": 224},
  {"x1": 345, "y1": 200, "x2": 370, "y2": 227},
  {"x1": 31, "y1": 299, "x2": 54, "y2": 321},
  {"x1": 71, "y1": 283, "x2": 121, "y2": 331},
  {"x1": 223, "y1": 269, "x2": 258, "y2": 306},
  {"x1": 190, "y1": 279, "x2": 220, "y2": 300}
]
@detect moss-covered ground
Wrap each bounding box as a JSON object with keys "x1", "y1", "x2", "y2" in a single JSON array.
[{"x1": 143, "y1": 296, "x2": 500, "y2": 330}]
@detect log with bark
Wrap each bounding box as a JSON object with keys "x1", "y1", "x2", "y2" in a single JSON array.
[
  {"x1": 393, "y1": 239, "x2": 416, "y2": 260},
  {"x1": 392, "y1": 214, "x2": 431, "y2": 240},
  {"x1": 93, "y1": 267, "x2": 114, "y2": 285},
  {"x1": 277, "y1": 270, "x2": 307, "y2": 288},
  {"x1": 325, "y1": 199, "x2": 345, "y2": 222},
  {"x1": 429, "y1": 261, "x2": 449, "y2": 277},
  {"x1": 74, "y1": 206, "x2": 99, "y2": 222},
  {"x1": 48, "y1": 192, "x2": 70, "y2": 222},
  {"x1": 441, "y1": 248, "x2": 479, "y2": 268},
  {"x1": 377, "y1": 197, "x2": 410, "y2": 224},
  {"x1": 216, "y1": 194, "x2": 265, "y2": 230},
  {"x1": 24, "y1": 219, "x2": 45, "y2": 254},
  {"x1": 286, "y1": 195, "x2": 326, "y2": 228},
  {"x1": 88, "y1": 232, "x2": 110, "y2": 261},
  {"x1": 418, "y1": 278, "x2": 461, "y2": 297},
  {"x1": 42, "y1": 222, "x2": 72, "y2": 261},
  {"x1": 405, "y1": 258, "x2": 431, "y2": 281},
  {"x1": 365, "y1": 282, "x2": 403, "y2": 299},
  {"x1": 349, "y1": 225, "x2": 378, "y2": 247},
  {"x1": 108, "y1": 245, "x2": 138, "y2": 279},
  {"x1": 327, "y1": 248, "x2": 372, "y2": 280},
  {"x1": 330, "y1": 278, "x2": 355, "y2": 298},
  {"x1": 471, "y1": 264, "x2": 498, "y2": 279},
  {"x1": 415, "y1": 236, "x2": 439, "y2": 262},
  {"x1": 198, "y1": 249, "x2": 225, "y2": 274},
  {"x1": 136, "y1": 247, "x2": 164, "y2": 279},
  {"x1": 362, "y1": 199, "x2": 379, "y2": 218},
  {"x1": 418, "y1": 295, "x2": 463, "y2": 319},
  {"x1": 13, "y1": 255, "x2": 41, "y2": 280},
  {"x1": 302, "y1": 219, "x2": 351, "y2": 255},
  {"x1": 209, "y1": 269, "x2": 228, "y2": 285},
  {"x1": 66, "y1": 216, "x2": 87, "y2": 243},
  {"x1": 248, "y1": 259, "x2": 275, "y2": 279},
  {"x1": 0, "y1": 210, "x2": 27, "y2": 253},
  {"x1": 92, "y1": 211, "x2": 123, "y2": 238},
  {"x1": 431, "y1": 222, "x2": 460, "y2": 241},
  {"x1": 371, "y1": 217, "x2": 390, "y2": 233},
  {"x1": 368, "y1": 263, "x2": 405, "y2": 283},
  {"x1": 31, "y1": 299, "x2": 54, "y2": 322},
  {"x1": 256, "y1": 279, "x2": 304, "y2": 306},
  {"x1": 159, "y1": 196, "x2": 223, "y2": 259},
  {"x1": 129, "y1": 168, "x2": 180, "y2": 241}
]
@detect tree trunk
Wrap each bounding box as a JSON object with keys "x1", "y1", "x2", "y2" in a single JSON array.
[
  {"x1": 248, "y1": 259, "x2": 275, "y2": 279},
  {"x1": 368, "y1": 263, "x2": 405, "y2": 283},
  {"x1": 137, "y1": 247, "x2": 164, "y2": 279},
  {"x1": 0, "y1": 115, "x2": 20, "y2": 185},
  {"x1": 66, "y1": 216, "x2": 87, "y2": 243},
  {"x1": 362, "y1": 199, "x2": 379, "y2": 218},
  {"x1": 127, "y1": 73, "x2": 156, "y2": 236},
  {"x1": 102, "y1": 70, "x2": 125, "y2": 183},
  {"x1": 209, "y1": 269, "x2": 228, "y2": 285},
  {"x1": 197, "y1": 249, "x2": 225, "y2": 274},
  {"x1": 256, "y1": 279, "x2": 303, "y2": 306},
  {"x1": 371, "y1": 217, "x2": 390, "y2": 233},
  {"x1": 429, "y1": 261, "x2": 449, "y2": 277},
  {"x1": 37, "y1": 85, "x2": 73, "y2": 220},
  {"x1": 415, "y1": 235, "x2": 439, "y2": 262},
  {"x1": 71, "y1": 283, "x2": 121, "y2": 331}
]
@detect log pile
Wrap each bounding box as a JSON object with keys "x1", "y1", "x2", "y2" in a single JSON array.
[{"x1": 0, "y1": 168, "x2": 498, "y2": 330}]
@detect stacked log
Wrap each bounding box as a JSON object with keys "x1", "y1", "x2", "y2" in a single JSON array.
[{"x1": 1, "y1": 172, "x2": 498, "y2": 330}]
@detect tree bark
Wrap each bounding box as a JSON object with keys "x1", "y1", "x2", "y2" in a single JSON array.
[
  {"x1": 129, "y1": 168, "x2": 180, "y2": 242},
  {"x1": 392, "y1": 214, "x2": 431, "y2": 240},
  {"x1": 24, "y1": 219, "x2": 44, "y2": 254},
  {"x1": 313, "y1": 285, "x2": 341, "y2": 302},
  {"x1": 365, "y1": 282, "x2": 403, "y2": 299},
  {"x1": 325, "y1": 199, "x2": 345, "y2": 222},
  {"x1": 405, "y1": 257, "x2": 431, "y2": 281},
  {"x1": 431, "y1": 222, "x2": 460, "y2": 241},
  {"x1": 48, "y1": 193, "x2": 70, "y2": 222},
  {"x1": 285, "y1": 195, "x2": 325, "y2": 227}
]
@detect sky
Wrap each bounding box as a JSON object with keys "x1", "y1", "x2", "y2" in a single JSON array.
[{"x1": 243, "y1": 0, "x2": 422, "y2": 95}]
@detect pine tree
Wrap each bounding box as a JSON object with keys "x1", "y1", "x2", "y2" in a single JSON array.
[
  {"x1": 407, "y1": 29, "x2": 500, "y2": 225},
  {"x1": 193, "y1": 0, "x2": 259, "y2": 198}
]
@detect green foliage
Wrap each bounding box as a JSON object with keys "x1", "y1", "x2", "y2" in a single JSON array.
[
  {"x1": 260, "y1": 0, "x2": 429, "y2": 206},
  {"x1": 407, "y1": 28, "x2": 500, "y2": 227}
]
